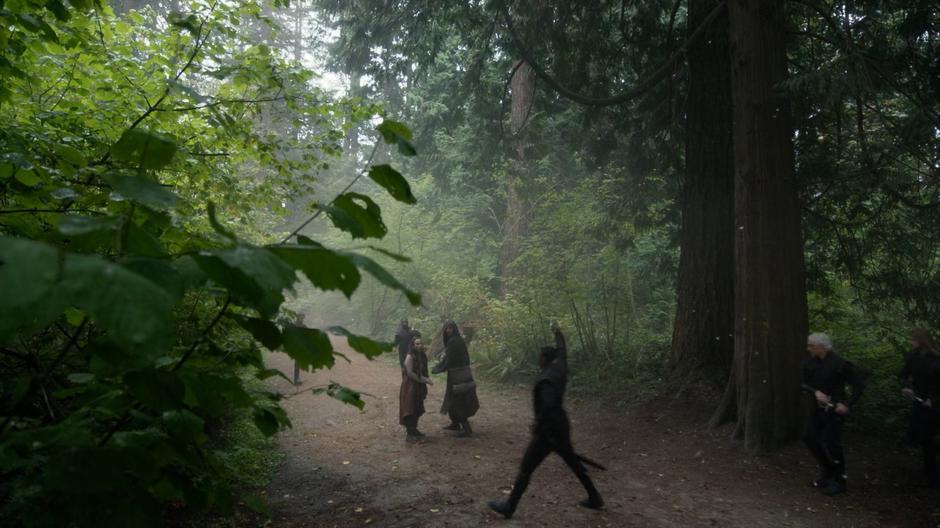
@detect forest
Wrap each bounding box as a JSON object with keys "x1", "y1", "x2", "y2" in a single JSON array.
[{"x1": 1, "y1": 0, "x2": 938, "y2": 526}]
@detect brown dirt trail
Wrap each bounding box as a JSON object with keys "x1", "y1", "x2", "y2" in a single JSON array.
[{"x1": 261, "y1": 339, "x2": 938, "y2": 527}]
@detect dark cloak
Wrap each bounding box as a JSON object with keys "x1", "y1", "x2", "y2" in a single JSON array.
[{"x1": 432, "y1": 321, "x2": 479, "y2": 419}]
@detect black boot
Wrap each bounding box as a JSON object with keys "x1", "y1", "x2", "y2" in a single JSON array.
[
  {"x1": 578, "y1": 495, "x2": 604, "y2": 510},
  {"x1": 812, "y1": 467, "x2": 832, "y2": 488},
  {"x1": 442, "y1": 422, "x2": 461, "y2": 431},
  {"x1": 822, "y1": 476, "x2": 847, "y2": 496},
  {"x1": 488, "y1": 499, "x2": 515, "y2": 519},
  {"x1": 457, "y1": 421, "x2": 472, "y2": 437},
  {"x1": 823, "y1": 456, "x2": 847, "y2": 495}
]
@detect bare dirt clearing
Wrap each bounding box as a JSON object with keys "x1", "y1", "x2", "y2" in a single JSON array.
[{"x1": 261, "y1": 340, "x2": 938, "y2": 527}]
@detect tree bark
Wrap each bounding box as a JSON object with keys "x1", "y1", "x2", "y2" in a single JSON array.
[
  {"x1": 710, "y1": 0, "x2": 808, "y2": 453},
  {"x1": 498, "y1": 59, "x2": 535, "y2": 296},
  {"x1": 670, "y1": 0, "x2": 735, "y2": 386}
]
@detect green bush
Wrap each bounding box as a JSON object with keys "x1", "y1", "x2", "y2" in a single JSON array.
[{"x1": 0, "y1": 2, "x2": 419, "y2": 526}]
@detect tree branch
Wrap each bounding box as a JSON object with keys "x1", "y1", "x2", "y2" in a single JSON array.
[
  {"x1": 0, "y1": 318, "x2": 87, "y2": 435},
  {"x1": 0, "y1": 208, "x2": 101, "y2": 215},
  {"x1": 498, "y1": 0, "x2": 727, "y2": 107},
  {"x1": 95, "y1": 0, "x2": 219, "y2": 166},
  {"x1": 155, "y1": 95, "x2": 287, "y2": 112},
  {"x1": 279, "y1": 141, "x2": 380, "y2": 244},
  {"x1": 171, "y1": 296, "x2": 232, "y2": 372}
]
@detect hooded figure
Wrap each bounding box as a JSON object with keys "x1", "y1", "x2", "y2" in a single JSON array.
[
  {"x1": 393, "y1": 319, "x2": 414, "y2": 369},
  {"x1": 431, "y1": 321, "x2": 479, "y2": 436}
]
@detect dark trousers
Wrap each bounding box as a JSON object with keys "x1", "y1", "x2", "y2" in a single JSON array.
[
  {"x1": 904, "y1": 402, "x2": 919, "y2": 445},
  {"x1": 448, "y1": 410, "x2": 469, "y2": 427},
  {"x1": 506, "y1": 429, "x2": 600, "y2": 510},
  {"x1": 913, "y1": 406, "x2": 939, "y2": 484},
  {"x1": 803, "y1": 408, "x2": 845, "y2": 482},
  {"x1": 402, "y1": 414, "x2": 420, "y2": 434}
]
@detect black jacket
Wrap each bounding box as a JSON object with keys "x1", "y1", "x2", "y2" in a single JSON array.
[
  {"x1": 534, "y1": 330, "x2": 568, "y2": 434},
  {"x1": 394, "y1": 325, "x2": 414, "y2": 368},
  {"x1": 801, "y1": 351, "x2": 865, "y2": 407},
  {"x1": 432, "y1": 334, "x2": 470, "y2": 372},
  {"x1": 899, "y1": 348, "x2": 940, "y2": 401}
]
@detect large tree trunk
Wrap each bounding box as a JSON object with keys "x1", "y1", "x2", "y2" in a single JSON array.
[
  {"x1": 670, "y1": 0, "x2": 735, "y2": 386},
  {"x1": 498, "y1": 59, "x2": 535, "y2": 296},
  {"x1": 710, "y1": 0, "x2": 808, "y2": 453}
]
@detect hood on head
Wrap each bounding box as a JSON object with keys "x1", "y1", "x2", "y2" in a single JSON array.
[{"x1": 442, "y1": 321, "x2": 461, "y2": 344}]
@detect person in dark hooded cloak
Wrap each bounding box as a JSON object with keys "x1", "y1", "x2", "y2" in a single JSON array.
[
  {"x1": 431, "y1": 321, "x2": 479, "y2": 437},
  {"x1": 488, "y1": 323, "x2": 603, "y2": 519}
]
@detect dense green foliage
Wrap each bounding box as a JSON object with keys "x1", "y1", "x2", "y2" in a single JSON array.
[
  {"x1": 0, "y1": 1, "x2": 420, "y2": 526},
  {"x1": 1, "y1": 0, "x2": 938, "y2": 524},
  {"x1": 305, "y1": 0, "x2": 939, "y2": 422},
  {"x1": 303, "y1": 1, "x2": 681, "y2": 387}
]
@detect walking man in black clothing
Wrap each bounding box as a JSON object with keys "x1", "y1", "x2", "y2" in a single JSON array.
[
  {"x1": 801, "y1": 332, "x2": 865, "y2": 496},
  {"x1": 488, "y1": 323, "x2": 603, "y2": 519}
]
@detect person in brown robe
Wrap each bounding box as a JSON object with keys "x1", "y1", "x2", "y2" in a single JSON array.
[
  {"x1": 400, "y1": 334, "x2": 433, "y2": 442},
  {"x1": 432, "y1": 321, "x2": 479, "y2": 437}
]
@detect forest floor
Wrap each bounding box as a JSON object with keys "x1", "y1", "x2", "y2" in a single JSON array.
[{"x1": 259, "y1": 338, "x2": 939, "y2": 528}]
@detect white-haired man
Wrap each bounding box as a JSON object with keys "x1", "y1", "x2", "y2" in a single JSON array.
[{"x1": 801, "y1": 332, "x2": 865, "y2": 496}]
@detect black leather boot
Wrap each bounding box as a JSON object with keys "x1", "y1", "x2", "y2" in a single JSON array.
[{"x1": 488, "y1": 499, "x2": 516, "y2": 519}]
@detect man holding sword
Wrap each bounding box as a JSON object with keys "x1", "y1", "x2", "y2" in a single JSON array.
[
  {"x1": 801, "y1": 332, "x2": 865, "y2": 496},
  {"x1": 488, "y1": 322, "x2": 604, "y2": 519}
]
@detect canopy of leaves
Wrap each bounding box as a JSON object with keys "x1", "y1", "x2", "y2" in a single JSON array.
[
  {"x1": 307, "y1": 0, "x2": 937, "y2": 417},
  {"x1": 0, "y1": 1, "x2": 420, "y2": 525}
]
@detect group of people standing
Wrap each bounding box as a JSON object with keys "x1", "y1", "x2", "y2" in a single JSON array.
[
  {"x1": 801, "y1": 328, "x2": 940, "y2": 495},
  {"x1": 395, "y1": 320, "x2": 479, "y2": 442},
  {"x1": 394, "y1": 319, "x2": 604, "y2": 519},
  {"x1": 391, "y1": 318, "x2": 939, "y2": 519}
]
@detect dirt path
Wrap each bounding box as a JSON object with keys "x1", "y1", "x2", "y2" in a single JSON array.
[{"x1": 261, "y1": 339, "x2": 939, "y2": 527}]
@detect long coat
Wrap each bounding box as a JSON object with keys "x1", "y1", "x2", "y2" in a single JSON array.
[
  {"x1": 432, "y1": 333, "x2": 479, "y2": 420},
  {"x1": 399, "y1": 347, "x2": 429, "y2": 424}
]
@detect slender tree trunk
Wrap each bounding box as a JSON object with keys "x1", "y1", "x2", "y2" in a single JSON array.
[
  {"x1": 294, "y1": 2, "x2": 304, "y2": 64},
  {"x1": 498, "y1": 59, "x2": 535, "y2": 295},
  {"x1": 710, "y1": 0, "x2": 808, "y2": 453},
  {"x1": 670, "y1": 0, "x2": 735, "y2": 385},
  {"x1": 346, "y1": 72, "x2": 361, "y2": 150}
]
